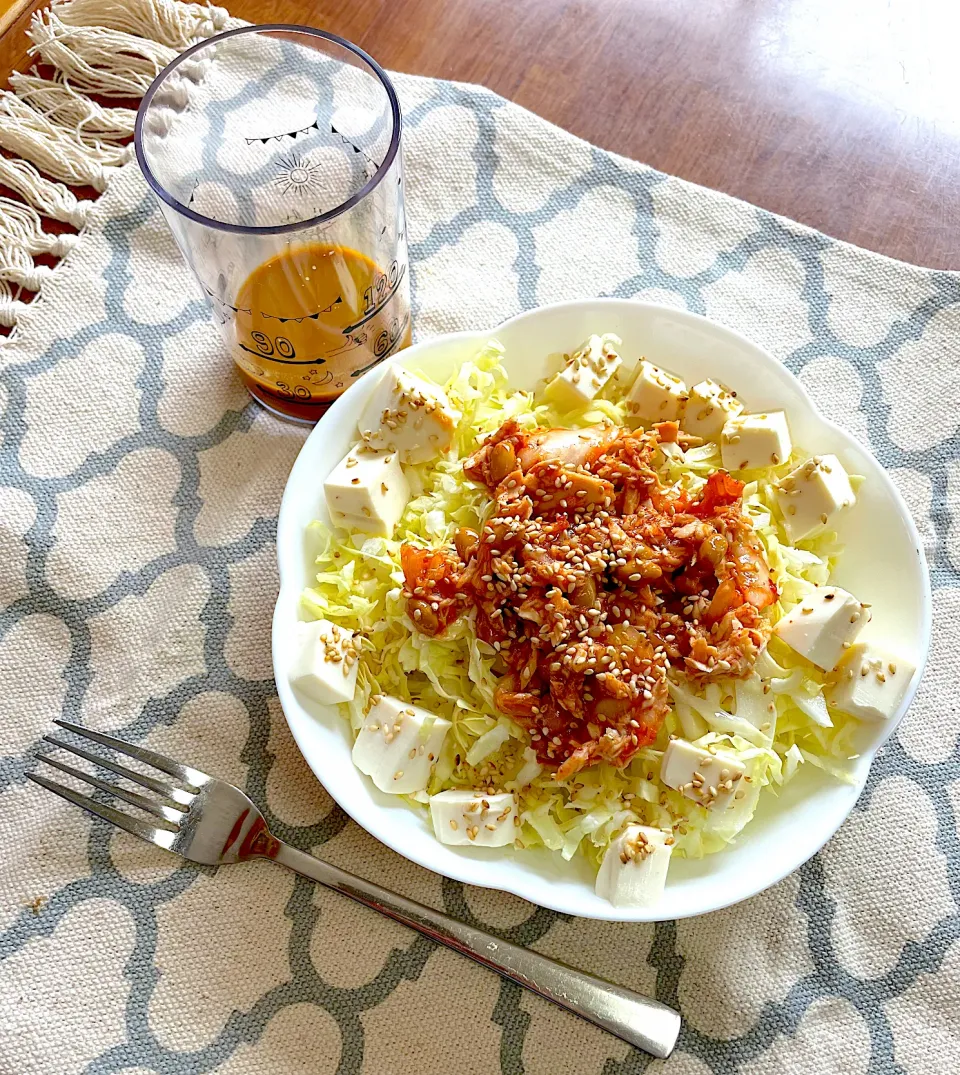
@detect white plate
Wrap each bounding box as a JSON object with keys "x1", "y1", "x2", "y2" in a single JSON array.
[{"x1": 273, "y1": 299, "x2": 932, "y2": 921}]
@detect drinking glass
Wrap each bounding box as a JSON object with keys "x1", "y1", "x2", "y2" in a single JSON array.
[{"x1": 135, "y1": 25, "x2": 409, "y2": 423}]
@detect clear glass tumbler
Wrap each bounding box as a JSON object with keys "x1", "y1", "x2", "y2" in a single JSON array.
[{"x1": 135, "y1": 25, "x2": 409, "y2": 423}]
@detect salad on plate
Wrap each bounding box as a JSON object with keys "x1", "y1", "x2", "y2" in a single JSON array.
[{"x1": 288, "y1": 334, "x2": 915, "y2": 907}]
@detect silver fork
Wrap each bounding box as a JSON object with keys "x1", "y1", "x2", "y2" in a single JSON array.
[{"x1": 29, "y1": 719, "x2": 681, "y2": 1058}]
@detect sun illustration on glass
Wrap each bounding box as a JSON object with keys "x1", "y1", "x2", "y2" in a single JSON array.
[{"x1": 273, "y1": 152, "x2": 324, "y2": 197}]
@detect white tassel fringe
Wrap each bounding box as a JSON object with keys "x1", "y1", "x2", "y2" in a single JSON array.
[
  {"x1": 0, "y1": 197, "x2": 79, "y2": 259},
  {"x1": 1, "y1": 0, "x2": 233, "y2": 340},
  {"x1": 11, "y1": 70, "x2": 137, "y2": 142},
  {"x1": 51, "y1": 0, "x2": 231, "y2": 49},
  {"x1": 29, "y1": 9, "x2": 180, "y2": 97},
  {"x1": 0, "y1": 281, "x2": 32, "y2": 329},
  {"x1": 0, "y1": 156, "x2": 93, "y2": 227},
  {"x1": 0, "y1": 90, "x2": 125, "y2": 188}
]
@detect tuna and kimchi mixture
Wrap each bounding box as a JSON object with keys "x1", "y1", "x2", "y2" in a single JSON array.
[{"x1": 401, "y1": 419, "x2": 778, "y2": 780}]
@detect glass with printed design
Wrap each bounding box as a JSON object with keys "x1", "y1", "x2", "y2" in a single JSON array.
[{"x1": 135, "y1": 25, "x2": 409, "y2": 423}]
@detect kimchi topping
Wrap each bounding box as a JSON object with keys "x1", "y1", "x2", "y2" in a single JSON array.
[{"x1": 400, "y1": 419, "x2": 778, "y2": 780}]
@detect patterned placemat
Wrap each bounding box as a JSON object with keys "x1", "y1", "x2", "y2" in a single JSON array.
[{"x1": 1, "y1": 2, "x2": 958, "y2": 1072}]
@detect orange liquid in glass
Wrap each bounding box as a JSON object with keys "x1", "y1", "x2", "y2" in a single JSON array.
[{"x1": 232, "y1": 241, "x2": 411, "y2": 423}]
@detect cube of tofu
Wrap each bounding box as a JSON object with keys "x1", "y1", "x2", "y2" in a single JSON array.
[
  {"x1": 429, "y1": 789, "x2": 517, "y2": 847},
  {"x1": 774, "y1": 586, "x2": 870, "y2": 671},
  {"x1": 544, "y1": 333, "x2": 622, "y2": 410},
  {"x1": 352, "y1": 695, "x2": 451, "y2": 794},
  {"x1": 660, "y1": 738, "x2": 747, "y2": 810},
  {"x1": 288, "y1": 619, "x2": 359, "y2": 706},
  {"x1": 681, "y1": 379, "x2": 743, "y2": 441},
  {"x1": 324, "y1": 447, "x2": 410, "y2": 536},
  {"x1": 827, "y1": 643, "x2": 916, "y2": 723},
  {"x1": 595, "y1": 825, "x2": 673, "y2": 907},
  {"x1": 776, "y1": 454, "x2": 856, "y2": 541},
  {"x1": 720, "y1": 411, "x2": 792, "y2": 472},
  {"x1": 625, "y1": 360, "x2": 688, "y2": 424},
  {"x1": 357, "y1": 366, "x2": 461, "y2": 464}
]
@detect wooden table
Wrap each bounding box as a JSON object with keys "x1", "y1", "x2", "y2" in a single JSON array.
[{"x1": 1, "y1": 0, "x2": 958, "y2": 269}]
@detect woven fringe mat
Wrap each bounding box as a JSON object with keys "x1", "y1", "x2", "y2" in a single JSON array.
[{"x1": 2, "y1": 1, "x2": 959, "y2": 1072}]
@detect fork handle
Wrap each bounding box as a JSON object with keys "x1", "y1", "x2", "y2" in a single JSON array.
[{"x1": 271, "y1": 841, "x2": 680, "y2": 1058}]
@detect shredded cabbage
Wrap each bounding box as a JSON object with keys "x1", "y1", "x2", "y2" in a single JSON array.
[{"x1": 300, "y1": 340, "x2": 861, "y2": 876}]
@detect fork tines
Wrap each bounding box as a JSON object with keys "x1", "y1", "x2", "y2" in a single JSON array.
[{"x1": 28, "y1": 719, "x2": 205, "y2": 850}]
